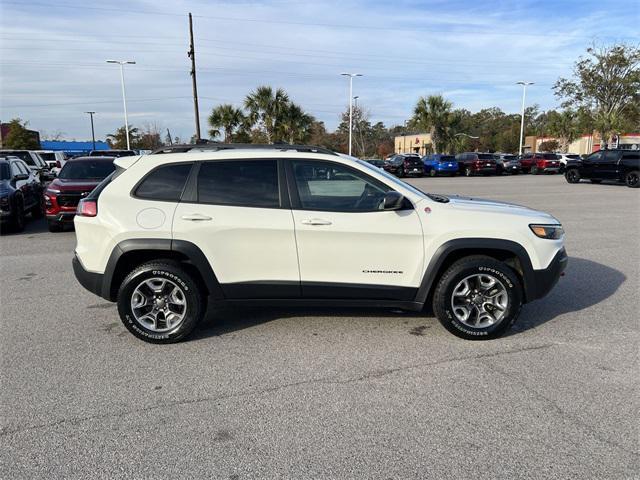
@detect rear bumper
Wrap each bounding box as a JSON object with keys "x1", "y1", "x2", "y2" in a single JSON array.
[
  {"x1": 72, "y1": 254, "x2": 107, "y2": 299},
  {"x1": 527, "y1": 247, "x2": 568, "y2": 301}
]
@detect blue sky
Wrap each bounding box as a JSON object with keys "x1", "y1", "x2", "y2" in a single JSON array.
[{"x1": 1, "y1": 0, "x2": 638, "y2": 142}]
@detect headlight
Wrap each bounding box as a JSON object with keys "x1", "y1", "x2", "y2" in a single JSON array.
[
  {"x1": 0, "y1": 196, "x2": 9, "y2": 206},
  {"x1": 529, "y1": 224, "x2": 564, "y2": 239}
]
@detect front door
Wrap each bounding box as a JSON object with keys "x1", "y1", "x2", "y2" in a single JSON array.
[
  {"x1": 287, "y1": 159, "x2": 424, "y2": 301},
  {"x1": 580, "y1": 152, "x2": 601, "y2": 178},
  {"x1": 172, "y1": 159, "x2": 300, "y2": 299}
]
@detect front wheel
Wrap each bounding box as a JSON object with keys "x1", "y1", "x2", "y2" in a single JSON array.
[
  {"x1": 464, "y1": 167, "x2": 472, "y2": 177},
  {"x1": 432, "y1": 256, "x2": 523, "y2": 340},
  {"x1": 625, "y1": 170, "x2": 639, "y2": 188},
  {"x1": 531, "y1": 166, "x2": 539, "y2": 175},
  {"x1": 429, "y1": 169, "x2": 437, "y2": 177},
  {"x1": 565, "y1": 168, "x2": 580, "y2": 184},
  {"x1": 117, "y1": 260, "x2": 205, "y2": 343}
]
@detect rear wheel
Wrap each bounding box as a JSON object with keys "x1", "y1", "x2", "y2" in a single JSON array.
[
  {"x1": 464, "y1": 167, "x2": 473, "y2": 177},
  {"x1": 117, "y1": 260, "x2": 205, "y2": 343},
  {"x1": 11, "y1": 200, "x2": 25, "y2": 232},
  {"x1": 531, "y1": 166, "x2": 539, "y2": 175},
  {"x1": 625, "y1": 170, "x2": 639, "y2": 188},
  {"x1": 565, "y1": 168, "x2": 580, "y2": 184},
  {"x1": 429, "y1": 169, "x2": 437, "y2": 177},
  {"x1": 432, "y1": 256, "x2": 522, "y2": 340}
]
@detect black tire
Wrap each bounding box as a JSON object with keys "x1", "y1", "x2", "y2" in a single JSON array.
[
  {"x1": 398, "y1": 167, "x2": 405, "y2": 178},
  {"x1": 565, "y1": 168, "x2": 580, "y2": 184},
  {"x1": 117, "y1": 260, "x2": 205, "y2": 343},
  {"x1": 432, "y1": 256, "x2": 523, "y2": 340},
  {"x1": 11, "y1": 200, "x2": 25, "y2": 232},
  {"x1": 625, "y1": 170, "x2": 639, "y2": 188},
  {"x1": 464, "y1": 167, "x2": 473, "y2": 177},
  {"x1": 531, "y1": 166, "x2": 539, "y2": 175},
  {"x1": 590, "y1": 179, "x2": 602, "y2": 184},
  {"x1": 32, "y1": 195, "x2": 45, "y2": 218},
  {"x1": 450, "y1": 172, "x2": 456, "y2": 177},
  {"x1": 48, "y1": 221, "x2": 63, "y2": 232},
  {"x1": 429, "y1": 169, "x2": 437, "y2": 177}
]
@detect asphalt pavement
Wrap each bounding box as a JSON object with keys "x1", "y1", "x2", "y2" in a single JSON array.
[{"x1": 1, "y1": 174, "x2": 638, "y2": 479}]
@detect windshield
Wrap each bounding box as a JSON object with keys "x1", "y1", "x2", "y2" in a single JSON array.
[
  {"x1": 439, "y1": 156, "x2": 455, "y2": 162},
  {"x1": 356, "y1": 159, "x2": 427, "y2": 198},
  {"x1": 503, "y1": 155, "x2": 517, "y2": 161},
  {"x1": 478, "y1": 154, "x2": 494, "y2": 160},
  {"x1": 58, "y1": 160, "x2": 115, "y2": 180},
  {"x1": 542, "y1": 153, "x2": 559, "y2": 160},
  {"x1": 0, "y1": 163, "x2": 10, "y2": 180},
  {"x1": 39, "y1": 152, "x2": 56, "y2": 161}
]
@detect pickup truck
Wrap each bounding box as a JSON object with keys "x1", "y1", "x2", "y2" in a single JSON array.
[{"x1": 564, "y1": 149, "x2": 639, "y2": 188}]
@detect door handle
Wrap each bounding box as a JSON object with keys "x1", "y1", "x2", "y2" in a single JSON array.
[
  {"x1": 301, "y1": 218, "x2": 332, "y2": 226},
  {"x1": 181, "y1": 213, "x2": 212, "y2": 221}
]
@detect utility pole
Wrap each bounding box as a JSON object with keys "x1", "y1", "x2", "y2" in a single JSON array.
[
  {"x1": 516, "y1": 81, "x2": 534, "y2": 156},
  {"x1": 188, "y1": 13, "x2": 201, "y2": 142},
  {"x1": 340, "y1": 73, "x2": 362, "y2": 156},
  {"x1": 85, "y1": 111, "x2": 96, "y2": 150},
  {"x1": 106, "y1": 60, "x2": 135, "y2": 150},
  {"x1": 166, "y1": 128, "x2": 173, "y2": 145}
]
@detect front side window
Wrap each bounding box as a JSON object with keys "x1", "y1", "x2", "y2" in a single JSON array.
[
  {"x1": 197, "y1": 160, "x2": 279, "y2": 208},
  {"x1": 292, "y1": 160, "x2": 390, "y2": 212},
  {"x1": 1, "y1": 163, "x2": 11, "y2": 180},
  {"x1": 135, "y1": 163, "x2": 193, "y2": 202}
]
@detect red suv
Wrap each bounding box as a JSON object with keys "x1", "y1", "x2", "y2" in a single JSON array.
[
  {"x1": 44, "y1": 156, "x2": 116, "y2": 232},
  {"x1": 521, "y1": 153, "x2": 561, "y2": 174},
  {"x1": 454, "y1": 152, "x2": 498, "y2": 176}
]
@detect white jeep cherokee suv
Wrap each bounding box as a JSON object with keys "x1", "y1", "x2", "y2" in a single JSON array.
[{"x1": 73, "y1": 144, "x2": 567, "y2": 343}]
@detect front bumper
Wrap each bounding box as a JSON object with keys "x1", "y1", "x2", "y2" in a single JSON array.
[
  {"x1": 527, "y1": 247, "x2": 568, "y2": 301},
  {"x1": 47, "y1": 212, "x2": 76, "y2": 223},
  {"x1": 72, "y1": 254, "x2": 106, "y2": 299}
]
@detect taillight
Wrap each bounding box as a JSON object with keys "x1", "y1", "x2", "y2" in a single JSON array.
[
  {"x1": 76, "y1": 199, "x2": 97, "y2": 217},
  {"x1": 56, "y1": 160, "x2": 61, "y2": 168}
]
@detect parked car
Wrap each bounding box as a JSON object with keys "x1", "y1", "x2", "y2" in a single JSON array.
[
  {"x1": 455, "y1": 152, "x2": 498, "y2": 176},
  {"x1": 383, "y1": 154, "x2": 424, "y2": 177},
  {"x1": 89, "y1": 149, "x2": 136, "y2": 158},
  {"x1": 422, "y1": 154, "x2": 458, "y2": 177},
  {"x1": 365, "y1": 159, "x2": 384, "y2": 169},
  {"x1": 564, "y1": 149, "x2": 639, "y2": 188},
  {"x1": 0, "y1": 157, "x2": 45, "y2": 232},
  {"x1": 520, "y1": 153, "x2": 561, "y2": 174},
  {"x1": 35, "y1": 150, "x2": 67, "y2": 174},
  {"x1": 556, "y1": 153, "x2": 581, "y2": 172},
  {"x1": 494, "y1": 154, "x2": 521, "y2": 175},
  {"x1": 44, "y1": 156, "x2": 116, "y2": 232},
  {"x1": 72, "y1": 143, "x2": 566, "y2": 344},
  {"x1": 0, "y1": 150, "x2": 54, "y2": 183}
]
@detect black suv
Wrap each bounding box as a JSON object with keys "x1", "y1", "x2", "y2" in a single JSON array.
[
  {"x1": 383, "y1": 154, "x2": 424, "y2": 177},
  {"x1": 564, "y1": 149, "x2": 639, "y2": 188}
]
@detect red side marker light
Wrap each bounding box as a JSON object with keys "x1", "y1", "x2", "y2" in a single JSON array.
[{"x1": 424, "y1": 207, "x2": 432, "y2": 214}]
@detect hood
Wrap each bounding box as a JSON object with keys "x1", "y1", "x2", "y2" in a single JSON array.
[
  {"x1": 48, "y1": 178, "x2": 102, "y2": 192},
  {"x1": 439, "y1": 194, "x2": 559, "y2": 222}
]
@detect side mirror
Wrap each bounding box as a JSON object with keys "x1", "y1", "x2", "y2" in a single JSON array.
[
  {"x1": 383, "y1": 191, "x2": 404, "y2": 210},
  {"x1": 14, "y1": 173, "x2": 29, "y2": 181}
]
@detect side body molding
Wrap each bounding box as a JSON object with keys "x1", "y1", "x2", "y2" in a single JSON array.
[{"x1": 414, "y1": 238, "x2": 536, "y2": 304}]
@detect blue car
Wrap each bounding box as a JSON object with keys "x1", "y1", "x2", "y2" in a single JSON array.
[{"x1": 422, "y1": 154, "x2": 458, "y2": 177}]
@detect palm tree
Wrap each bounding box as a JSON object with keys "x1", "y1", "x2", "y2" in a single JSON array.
[
  {"x1": 244, "y1": 86, "x2": 290, "y2": 143},
  {"x1": 208, "y1": 104, "x2": 245, "y2": 143},
  {"x1": 278, "y1": 103, "x2": 314, "y2": 144},
  {"x1": 413, "y1": 95, "x2": 453, "y2": 153},
  {"x1": 547, "y1": 109, "x2": 579, "y2": 152}
]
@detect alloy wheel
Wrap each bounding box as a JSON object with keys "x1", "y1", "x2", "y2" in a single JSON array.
[
  {"x1": 130, "y1": 278, "x2": 188, "y2": 332},
  {"x1": 450, "y1": 274, "x2": 509, "y2": 328}
]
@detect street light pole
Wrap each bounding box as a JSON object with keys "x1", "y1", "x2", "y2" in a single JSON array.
[
  {"x1": 516, "y1": 81, "x2": 534, "y2": 156},
  {"x1": 85, "y1": 111, "x2": 96, "y2": 150},
  {"x1": 341, "y1": 73, "x2": 362, "y2": 156},
  {"x1": 107, "y1": 60, "x2": 136, "y2": 150}
]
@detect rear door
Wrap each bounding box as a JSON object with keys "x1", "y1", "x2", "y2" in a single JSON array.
[
  {"x1": 598, "y1": 151, "x2": 621, "y2": 179},
  {"x1": 287, "y1": 158, "x2": 424, "y2": 300},
  {"x1": 172, "y1": 159, "x2": 300, "y2": 298}
]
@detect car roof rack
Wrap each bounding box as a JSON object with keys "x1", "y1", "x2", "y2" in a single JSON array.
[{"x1": 150, "y1": 142, "x2": 337, "y2": 156}]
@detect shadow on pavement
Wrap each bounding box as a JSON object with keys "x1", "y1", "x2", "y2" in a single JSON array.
[
  {"x1": 191, "y1": 256, "x2": 625, "y2": 341},
  {"x1": 511, "y1": 256, "x2": 626, "y2": 334}
]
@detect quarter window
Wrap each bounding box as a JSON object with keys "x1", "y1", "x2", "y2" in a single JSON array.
[
  {"x1": 291, "y1": 160, "x2": 390, "y2": 212},
  {"x1": 135, "y1": 163, "x2": 193, "y2": 202},
  {"x1": 197, "y1": 160, "x2": 279, "y2": 208}
]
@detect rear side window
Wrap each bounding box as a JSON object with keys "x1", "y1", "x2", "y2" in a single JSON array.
[
  {"x1": 622, "y1": 152, "x2": 640, "y2": 160},
  {"x1": 135, "y1": 163, "x2": 193, "y2": 202},
  {"x1": 197, "y1": 160, "x2": 279, "y2": 208}
]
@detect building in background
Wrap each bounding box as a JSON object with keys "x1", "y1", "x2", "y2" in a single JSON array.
[
  {"x1": 40, "y1": 140, "x2": 110, "y2": 156},
  {"x1": 525, "y1": 133, "x2": 640, "y2": 154},
  {"x1": 394, "y1": 133, "x2": 433, "y2": 155},
  {"x1": 0, "y1": 122, "x2": 40, "y2": 148}
]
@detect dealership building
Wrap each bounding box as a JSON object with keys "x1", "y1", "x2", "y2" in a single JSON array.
[{"x1": 394, "y1": 133, "x2": 433, "y2": 156}]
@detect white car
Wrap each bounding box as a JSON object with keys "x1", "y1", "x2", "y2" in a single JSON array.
[
  {"x1": 35, "y1": 150, "x2": 67, "y2": 174},
  {"x1": 557, "y1": 153, "x2": 581, "y2": 169},
  {"x1": 73, "y1": 144, "x2": 567, "y2": 343}
]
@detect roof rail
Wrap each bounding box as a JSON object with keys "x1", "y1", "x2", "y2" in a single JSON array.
[{"x1": 150, "y1": 143, "x2": 337, "y2": 156}]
